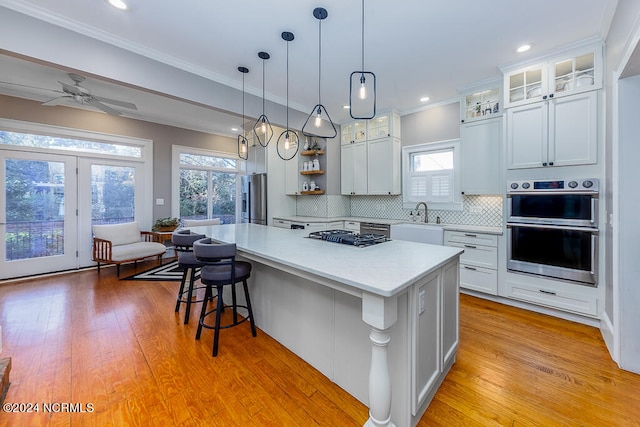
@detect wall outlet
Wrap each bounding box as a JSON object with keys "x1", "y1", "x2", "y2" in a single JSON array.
[
  {"x1": 155, "y1": 198, "x2": 165, "y2": 206},
  {"x1": 419, "y1": 290, "x2": 426, "y2": 314},
  {"x1": 469, "y1": 206, "x2": 483, "y2": 215}
]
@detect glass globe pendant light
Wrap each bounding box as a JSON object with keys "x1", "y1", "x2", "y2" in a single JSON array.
[
  {"x1": 237, "y1": 66, "x2": 249, "y2": 160},
  {"x1": 302, "y1": 7, "x2": 337, "y2": 139},
  {"x1": 277, "y1": 31, "x2": 300, "y2": 161},
  {"x1": 253, "y1": 51, "x2": 274, "y2": 147},
  {"x1": 349, "y1": 0, "x2": 376, "y2": 119}
]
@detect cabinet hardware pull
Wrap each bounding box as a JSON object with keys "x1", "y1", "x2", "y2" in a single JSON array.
[
  {"x1": 549, "y1": 93, "x2": 554, "y2": 98},
  {"x1": 549, "y1": 161, "x2": 554, "y2": 166},
  {"x1": 463, "y1": 266, "x2": 477, "y2": 271},
  {"x1": 539, "y1": 289, "x2": 556, "y2": 295},
  {"x1": 464, "y1": 244, "x2": 477, "y2": 249},
  {"x1": 542, "y1": 162, "x2": 548, "y2": 166},
  {"x1": 464, "y1": 233, "x2": 477, "y2": 237}
]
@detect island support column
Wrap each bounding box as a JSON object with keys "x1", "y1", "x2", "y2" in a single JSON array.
[{"x1": 362, "y1": 292, "x2": 398, "y2": 427}]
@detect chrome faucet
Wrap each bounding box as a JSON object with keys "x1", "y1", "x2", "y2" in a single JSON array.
[{"x1": 415, "y1": 202, "x2": 429, "y2": 223}]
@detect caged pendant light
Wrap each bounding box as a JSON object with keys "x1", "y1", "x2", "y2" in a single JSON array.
[
  {"x1": 253, "y1": 51, "x2": 274, "y2": 147},
  {"x1": 349, "y1": 0, "x2": 376, "y2": 119},
  {"x1": 237, "y1": 66, "x2": 249, "y2": 160},
  {"x1": 302, "y1": 7, "x2": 337, "y2": 139},
  {"x1": 276, "y1": 31, "x2": 300, "y2": 161}
]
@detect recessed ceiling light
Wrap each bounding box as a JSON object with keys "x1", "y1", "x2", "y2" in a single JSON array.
[
  {"x1": 231, "y1": 127, "x2": 238, "y2": 132},
  {"x1": 108, "y1": 0, "x2": 129, "y2": 10},
  {"x1": 420, "y1": 97, "x2": 429, "y2": 102},
  {"x1": 343, "y1": 105, "x2": 350, "y2": 109},
  {"x1": 517, "y1": 44, "x2": 533, "y2": 53}
]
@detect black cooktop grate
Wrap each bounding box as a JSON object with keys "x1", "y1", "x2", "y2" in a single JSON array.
[{"x1": 307, "y1": 229, "x2": 388, "y2": 247}]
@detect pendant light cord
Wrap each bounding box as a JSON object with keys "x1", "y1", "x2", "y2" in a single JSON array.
[
  {"x1": 262, "y1": 59, "x2": 266, "y2": 114},
  {"x1": 242, "y1": 73, "x2": 245, "y2": 127},
  {"x1": 361, "y1": 0, "x2": 365, "y2": 71},
  {"x1": 318, "y1": 18, "x2": 322, "y2": 105},
  {"x1": 286, "y1": 40, "x2": 289, "y2": 128}
]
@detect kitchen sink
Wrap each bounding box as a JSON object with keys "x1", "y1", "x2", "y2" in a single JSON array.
[{"x1": 390, "y1": 223, "x2": 444, "y2": 245}]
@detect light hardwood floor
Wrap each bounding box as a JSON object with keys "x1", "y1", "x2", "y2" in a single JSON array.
[{"x1": 0, "y1": 262, "x2": 638, "y2": 426}]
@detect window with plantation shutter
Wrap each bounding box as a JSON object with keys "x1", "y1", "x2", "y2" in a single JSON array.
[{"x1": 402, "y1": 140, "x2": 462, "y2": 210}]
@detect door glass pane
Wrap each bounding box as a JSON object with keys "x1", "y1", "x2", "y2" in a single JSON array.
[
  {"x1": 179, "y1": 169, "x2": 208, "y2": 220},
  {"x1": 5, "y1": 159, "x2": 65, "y2": 260},
  {"x1": 211, "y1": 172, "x2": 236, "y2": 224},
  {"x1": 91, "y1": 165, "x2": 135, "y2": 225}
]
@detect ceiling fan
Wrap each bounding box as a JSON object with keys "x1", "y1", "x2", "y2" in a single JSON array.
[{"x1": 40, "y1": 73, "x2": 138, "y2": 116}]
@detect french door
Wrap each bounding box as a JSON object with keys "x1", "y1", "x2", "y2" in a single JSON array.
[
  {"x1": 77, "y1": 158, "x2": 146, "y2": 267},
  {"x1": 0, "y1": 150, "x2": 78, "y2": 279}
]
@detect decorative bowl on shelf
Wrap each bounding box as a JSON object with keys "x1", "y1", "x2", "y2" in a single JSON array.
[{"x1": 576, "y1": 76, "x2": 594, "y2": 87}]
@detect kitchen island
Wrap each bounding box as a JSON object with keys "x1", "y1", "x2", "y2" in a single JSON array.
[{"x1": 189, "y1": 223, "x2": 462, "y2": 427}]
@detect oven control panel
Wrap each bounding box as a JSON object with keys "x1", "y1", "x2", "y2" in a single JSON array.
[{"x1": 507, "y1": 178, "x2": 598, "y2": 193}]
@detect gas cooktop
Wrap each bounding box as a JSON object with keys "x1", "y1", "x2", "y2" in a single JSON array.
[{"x1": 307, "y1": 229, "x2": 389, "y2": 247}]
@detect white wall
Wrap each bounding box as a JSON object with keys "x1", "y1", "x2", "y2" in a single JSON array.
[{"x1": 616, "y1": 74, "x2": 640, "y2": 373}]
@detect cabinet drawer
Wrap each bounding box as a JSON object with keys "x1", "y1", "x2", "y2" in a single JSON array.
[
  {"x1": 460, "y1": 265, "x2": 497, "y2": 295},
  {"x1": 506, "y1": 279, "x2": 598, "y2": 317},
  {"x1": 445, "y1": 230, "x2": 498, "y2": 247},
  {"x1": 326, "y1": 221, "x2": 344, "y2": 230},
  {"x1": 344, "y1": 221, "x2": 360, "y2": 231},
  {"x1": 273, "y1": 219, "x2": 291, "y2": 229},
  {"x1": 447, "y1": 241, "x2": 497, "y2": 270}
]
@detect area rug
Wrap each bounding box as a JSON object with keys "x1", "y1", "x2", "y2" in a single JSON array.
[{"x1": 122, "y1": 260, "x2": 199, "y2": 282}]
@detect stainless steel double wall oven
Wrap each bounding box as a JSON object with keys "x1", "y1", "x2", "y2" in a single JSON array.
[{"x1": 506, "y1": 178, "x2": 599, "y2": 286}]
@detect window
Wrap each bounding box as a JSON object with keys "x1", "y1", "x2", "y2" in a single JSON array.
[
  {"x1": 402, "y1": 139, "x2": 462, "y2": 210},
  {"x1": 172, "y1": 146, "x2": 243, "y2": 224}
]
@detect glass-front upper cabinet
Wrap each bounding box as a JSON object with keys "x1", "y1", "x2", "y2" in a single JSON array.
[
  {"x1": 504, "y1": 64, "x2": 547, "y2": 108},
  {"x1": 341, "y1": 120, "x2": 366, "y2": 145},
  {"x1": 367, "y1": 112, "x2": 400, "y2": 140},
  {"x1": 341, "y1": 122, "x2": 354, "y2": 145},
  {"x1": 368, "y1": 115, "x2": 389, "y2": 140},
  {"x1": 460, "y1": 83, "x2": 502, "y2": 123},
  {"x1": 502, "y1": 42, "x2": 602, "y2": 109},
  {"x1": 551, "y1": 51, "x2": 601, "y2": 96},
  {"x1": 354, "y1": 120, "x2": 367, "y2": 142}
]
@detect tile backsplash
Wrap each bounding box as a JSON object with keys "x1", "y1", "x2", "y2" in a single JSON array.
[{"x1": 296, "y1": 194, "x2": 503, "y2": 227}]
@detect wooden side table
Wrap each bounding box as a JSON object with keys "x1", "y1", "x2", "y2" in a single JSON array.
[{"x1": 153, "y1": 231, "x2": 178, "y2": 261}]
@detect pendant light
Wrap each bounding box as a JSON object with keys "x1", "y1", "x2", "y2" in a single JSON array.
[
  {"x1": 237, "y1": 66, "x2": 249, "y2": 160},
  {"x1": 302, "y1": 7, "x2": 337, "y2": 139},
  {"x1": 253, "y1": 51, "x2": 274, "y2": 147},
  {"x1": 349, "y1": 0, "x2": 376, "y2": 119},
  {"x1": 277, "y1": 31, "x2": 300, "y2": 161}
]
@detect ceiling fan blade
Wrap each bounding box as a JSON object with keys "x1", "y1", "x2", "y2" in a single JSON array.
[
  {"x1": 59, "y1": 81, "x2": 85, "y2": 96},
  {"x1": 93, "y1": 95, "x2": 137, "y2": 110},
  {"x1": 87, "y1": 99, "x2": 122, "y2": 116},
  {"x1": 42, "y1": 96, "x2": 73, "y2": 106},
  {"x1": 0, "y1": 80, "x2": 64, "y2": 94}
]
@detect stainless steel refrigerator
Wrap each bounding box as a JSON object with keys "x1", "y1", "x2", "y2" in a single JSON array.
[{"x1": 241, "y1": 173, "x2": 267, "y2": 225}]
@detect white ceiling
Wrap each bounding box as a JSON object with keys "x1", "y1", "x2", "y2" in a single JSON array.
[{"x1": 0, "y1": 0, "x2": 618, "y2": 136}]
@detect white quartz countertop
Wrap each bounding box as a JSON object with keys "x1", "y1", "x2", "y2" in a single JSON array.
[
  {"x1": 189, "y1": 223, "x2": 462, "y2": 298},
  {"x1": 272, "y1": 216, "x2": 503, "y2": 235}
]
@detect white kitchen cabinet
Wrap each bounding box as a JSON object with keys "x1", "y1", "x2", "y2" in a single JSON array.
[
  {"x1": 343, "y1": 220, "x2": 360, "y2": 232},
  {"x1": 273, "y1": 219, "x2": 292, "y2": 229},
  {"x1": 507, "y1": 91, "x2": 598, "y2": 169},
  {"x1": 445, "y1": 230, "x2": 498, "y2": 295},
  {"x1": 284, "y1": 152, "x2": 300, "y2": 195},
  {"x1": 459, "y1": 79, "x2": 502, "y2": 123},
  {"x1": 505, "y1": 277, "x2": 599, "y2": 317},
  {"x1": 341, "y1": 142, "x2": 368, "y2": 195},
  {"x1": 367, "y1": 112, "x2": 401, "y2": 141},
  {"x1": 503, "y1": 43, "x2": 602, "y2": 109},
  {"x1": 341, "y1": 120, "x2": 367, "y2": 145},
  {"x1": 367, "y1": 137, "x2": 401, "y2": 195},
  {"x1": 341, "y1": 111, "x2": 401, "y2": 195},
  {"x1": 460, "y1": 116, "x2": 502, "y2": 194}
]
